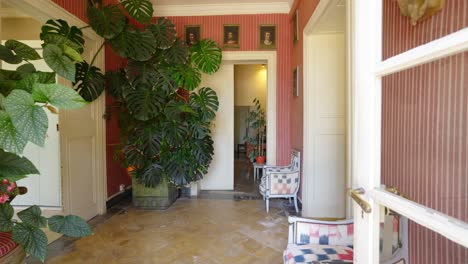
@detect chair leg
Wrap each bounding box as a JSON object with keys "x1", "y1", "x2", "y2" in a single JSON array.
[
  {"x1": 266, "y1": 198, "x2": 269, "y2": 213},
  {"x1": 294, "y1": 196, "x2": 299, "y2": 213}
]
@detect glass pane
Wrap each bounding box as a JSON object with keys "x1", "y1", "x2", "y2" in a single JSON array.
[
  {"x1": 381, "y1": 51, "x2": 468, "y2": 263},
  {"x1": 382, "y1": 0, "x2": 468, "y2": 60}
]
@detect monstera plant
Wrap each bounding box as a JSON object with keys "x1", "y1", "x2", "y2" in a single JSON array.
[
  {"x1": 86, "y1": 0, "x2": 222, "y2": 187},
  {"x1": 0, "y1": 21, "x2": 94, "y2": 262}
]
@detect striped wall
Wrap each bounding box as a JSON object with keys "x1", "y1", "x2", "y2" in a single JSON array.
[{"x1": 382, "y1": 1, "x2": 468, "y2": 263}]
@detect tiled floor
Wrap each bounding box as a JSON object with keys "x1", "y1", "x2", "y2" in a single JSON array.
[{"x1": 29, "y1": 154, "x2": 296, "y2": 263}]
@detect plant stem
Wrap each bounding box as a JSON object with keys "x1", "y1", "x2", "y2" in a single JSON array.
[
  {"x1": 89, "y1": 41, "x2": 105, "y2": 68},
  {"x1": 79, "y1": 25, "x2": 91, "y2": 30}
]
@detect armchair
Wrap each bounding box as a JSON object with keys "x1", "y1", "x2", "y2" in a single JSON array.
[{"x1": 259, "y1": 150, "x2": 301, "y2": 213}]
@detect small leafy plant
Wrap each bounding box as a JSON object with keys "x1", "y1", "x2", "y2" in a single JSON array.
[{"x1": 244, "y1": 98, "x2": 266, "y2": 162}]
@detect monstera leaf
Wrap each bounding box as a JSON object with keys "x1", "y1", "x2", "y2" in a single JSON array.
[
  {"x1": 0, "y1": 45, "x2": 22, "y2": 64},
  {"x1": 73, "y1": 61, "x2": 105, "y2": 102},
  {"x1": 164, "y1": 100, "x2": 196, "y2": 121},
  {"x1": 120, "y1": 0, "x2": 154, "y2": 24},
  {"x1": 4, "y1": 90, "x2": 48, "y2": 147},
  {"x1": 105, "y1": 70, "x2": 128, "y2": 102},
  {"x1": 172, "y1": 64, "x2": 201, "y2": 91},
  {"x1": 189, "y1": 87, "x2": 219, "y2": 122},
  {"x1": 43, "y1": 44, "x2": 75, "y2": 81},
  {"x1": 148, "y1": 18, "x2": 177, "y2": 49},
  {"x1": 109, "y1": 27, "x2": 156, "y2": 61},
  {"x1": 137, "y1": 163, "x2": 164, "y2": 187},
  {"x1": 161, "y1": 120, "x2": 188, "y2": 145},
  {"x1": 154, "y1": 66, "x2": 178, "y2": 93},
  {"x1": 124, "y1": 84, "x2": 164, "y2": 121},
  {"x1": 192, "y1": 137, "x2": 214, "y2": 167},
  {"x1": 87, "y1": 4, "x2": 126, "y2": 40},
  {"x1": 40, "y1": 19, "x2": 85, "y2": 53},
  {"x1": 190, "y1": 39, "x2": 222, "y2": 75},
  {"x1": 163, "y1": 39, "x2": 188, "y2": 65},
  {"x1": 125, "y1": 60, "x2": 158, "y2": 87},
  {"x1": 4, "y1": 40, "x2": 41, "y2": 61}
]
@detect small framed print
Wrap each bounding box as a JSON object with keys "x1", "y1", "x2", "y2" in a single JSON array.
[
  {"x1": 293, "y1": 9, "x2": 299, "y2": 43},
  {"x1": 293, "y1": 66, "x2": 299, "y2": 97},
  {"x1": 223, "y1": 24, "x2": 240, "y2": 49},
  {"x1": 184, "y1": 25, "x2": 201, "y2": 46},
  {"x1": 259, "y1": 24, "x2": 276, "y2": 50}
]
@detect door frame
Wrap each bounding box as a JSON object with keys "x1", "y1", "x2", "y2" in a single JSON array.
[
  {"x1": 4, "y1": 0, "x2": 107, "y2": 216},
  {"x1": 302, "y1": 0, "x2": 352, "y2": 218},
  {"x1": 223, "y1": 51, "x2": 277, "y2": 165}
]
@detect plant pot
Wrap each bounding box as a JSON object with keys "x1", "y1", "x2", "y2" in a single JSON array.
[
  {"x1": 132, "y1": 178, "x2": 178, "y2": 209},
  {"x1": 256, "y1": 156, "x2": 266, "y2": 164}
]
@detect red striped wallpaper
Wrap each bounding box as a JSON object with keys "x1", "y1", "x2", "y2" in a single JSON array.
[{"x1": 382, "y1": 1, "x2": 468, "y2": 263}]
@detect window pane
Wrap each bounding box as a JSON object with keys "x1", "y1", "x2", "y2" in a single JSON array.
[
  {"x1": 381, "y1": 51, "x2": 468, "y2": 263},
  {"x1": 383, "y1": 0, "x2": 468, "y2": 60}
]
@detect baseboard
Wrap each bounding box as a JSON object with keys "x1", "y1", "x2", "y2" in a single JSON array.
[{"x1": 106, "y1": 187, "x2": 132, "y2": 209}]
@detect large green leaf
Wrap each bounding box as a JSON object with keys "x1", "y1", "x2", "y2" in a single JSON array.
[
  {"x1": 148, "y1": 18, "x2": 177, "y2": 49},
  {"x1": 16, "y1": 72, "x2": 56, "y2": 93},
  {"x1": 73, "y1": 61, "x2": 105, "y2": 102},
  {"x1": 137, "y1": 163, "x2": 163, "y2": 187},
  {"x1": 124, "y1": 84, "x2": 165, "y2": 121},
  {"x1": 0, "y1": 69, "x2": 22, "y2": 96},
  {"x1": 41, "y1": 35, "x2": 82, "y2": 54},
  {"x1": 32, "y1": 83, "x2": 87, "y2": 109},
  {"x1": 109, "y1": 27, "x2": 156, "y2": 61},
  {"x1": 40, "y1": 19, "x2": 85, "y2": 53},
  {"x1": 163, "y1": 39, "x2": 189, "y2": 65},
  {"x1": 154, "y1": 66, "x2": 178, "y2": 93},
  {"x1": 189, "y1": 87, "x2": 219, "y2": 122},
  {"x1": 16, "y1": 64, "x2": 36, "y2": 75},
  {"x1": 164, "y1": 100, "x2": 196, "y2": 120},
  {"x1": 0, "y1": 45, "x2": 22, "y2": 64},
  {"x1": 48, "y1": 215, "x2": 92, "y2": 237},
  {"x1": 5, "y1": 40, "x2": 41, "y2": 61},
  {"x1": 12, "y1": 223, "x2": 48, "y2": 262},
  {"x1": 0, "y1": 203, "x2": 14, "y2": 232},
  {"x1": 4, "y1": 90, "x2": 48, "y2": 147},
  {"x1": 0, "y1": 111, "x2": 27, "y2": 154},
  {"x1": 87, "y1": 4, "x2": 126, "y2": 39},
  {"x1": 63, "y1": 45, "x2": 83, "y2": 62},
  {"x1": 161, "y1": 120, "x2": 188, "y2": 145},
  {"x1": 17, "y1": 206, "x2": 47, "y2": 228},
  {"x1": 43, "y1": 44, "x2": 75, "y2": 81},
  {"x1": 172, "y1": 65, "x2": 201, "y2": 91},
  {"x1": 190, "y1": 39, "x2": 222, "y2": 75},
  {"x1": 125, "y1": 60, "x2": 158, "y2": 87},
  {"x1": 105, "y1": 70, "x2": 128, "y2": 102},
  {"x1": 120, "y1": 0, "x2": 154, "y2": 24},
  {"x1": 0, "y1": 149, "x2": 39, "y2": 177}
]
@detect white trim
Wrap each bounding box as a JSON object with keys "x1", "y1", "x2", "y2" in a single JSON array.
[
  {"x1": 4, "y1": 0, "x2": 107, "y2": 216},
  {"x1": 376, "y1": 28, "x2": 468, "y2": 77},
  {"x1": 303, "y1": 0, "x2": 334, "y2": 35},
  {"x1": 222, "y1": 51, "x2": 277, "y2": 165},
  {"x1": 371, "y1": 188, "x2": 468, "y2": 247},
  {"x1": 0, "y1": 8, "x2": 29, "y2": 18},
  {"x1": 345, "y1": 0, "x2": 354, "y2": 219},
  {"x1": 154, "y1": 2, "x2": 290, "y2": 17}
]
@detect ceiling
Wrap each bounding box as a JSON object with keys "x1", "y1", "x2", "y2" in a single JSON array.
[{"x1": 312, "y1": 1, "x2": 346, "y2": 34}]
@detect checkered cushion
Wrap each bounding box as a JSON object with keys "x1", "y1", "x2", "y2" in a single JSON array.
[
  {"x1": 295, "y1": 222, "x2": 354, "y2": 246},
  {"x1": 283, "y1": 244, "x2": 353, "y2": 264},
  {"x1": 265, "y1": 166, "x2": 293, "y2": 173},
  {"x1": 270, "y1": 172, "x2": 299, "y2": 195},
  {"x1": 0, "y1": 232, "x2": 18, "y2": 257}
]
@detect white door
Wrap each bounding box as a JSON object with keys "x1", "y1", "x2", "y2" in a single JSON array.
[
  {"x1": 303, "y1": 33, "x2": 346, "y2": 218},
  {"x1": 200, "y1": 63, "x2": 234, "y2": 190},
  {"x1": 1, "y1": 41, "x2": 62, "y2": 207},
  {"x1": 351, "y1": 1, "x2": 468, "y2": 263}
]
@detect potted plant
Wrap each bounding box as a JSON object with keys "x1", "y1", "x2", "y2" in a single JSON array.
[
  {"x1": 244, "y1": 98, "x2": 266, "y2": 164},
  {"x1": 86, "y1": 1, "x2": 222, "y2": 208}
]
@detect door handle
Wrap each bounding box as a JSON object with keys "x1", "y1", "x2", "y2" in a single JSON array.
[{"x1": 349, "y1": 187, "x2": 372, "y2": 214}]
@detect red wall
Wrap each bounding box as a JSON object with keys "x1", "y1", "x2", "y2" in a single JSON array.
[{"x1": 382, "y1": 1, "x2": 468, "y2": 263}]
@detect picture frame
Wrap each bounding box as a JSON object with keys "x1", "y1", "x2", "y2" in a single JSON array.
[
  {"x1": 293, "y1": 66, "x2": 299, "y2": 97},
  {"x1": 293, "y1": 9, "x2": 299, "y2": 43},
  {"x1": 87, "y1": 0, "x2": 103, "y2": 9},
  {"x1": 259, "y1": 24, "x2": 276, "y2": 50},
  {"x1": 223, "y1": 24, "x2": 240, "y2": 49},
  {"x1": 184, "y1": 25, "x2": 201, "y2": 46}
]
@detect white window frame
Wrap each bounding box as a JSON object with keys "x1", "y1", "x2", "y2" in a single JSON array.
[{"x1": 351, "y1": 0, "x2": 468, "y2": 263}]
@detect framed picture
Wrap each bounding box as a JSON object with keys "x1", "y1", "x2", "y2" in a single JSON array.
[
  {"x1": 87, "y1": 0, "x2": 103, "y2": 9},
  {"x1": 293, "y1": 66, "x2": 299, "y2": 97},
  {"x1": 259, "y1": 24, "x2": 276, "y2": 50},
  {"x1": 184, "y1": 25, "x2": 201, "y2": 46},
  {"x1": 293, "y1": 9, "x2": 299, "y2": 43},
  {"x1": 223, "y1": 24, "x2": 240, "y2": 48}
]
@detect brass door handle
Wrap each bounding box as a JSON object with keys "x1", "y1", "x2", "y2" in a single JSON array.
[{"x1": 349, "y1": 188, "x2": 372, "y2": 213}]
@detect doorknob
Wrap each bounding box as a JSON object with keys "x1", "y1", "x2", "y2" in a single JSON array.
[{"x1": 349, "y1": 187, "x2": 372, "y2": 214}]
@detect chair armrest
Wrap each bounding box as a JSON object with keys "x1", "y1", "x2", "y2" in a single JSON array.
[{"x1": 288, "y1": 216, "x2": 353, "y2": 225}]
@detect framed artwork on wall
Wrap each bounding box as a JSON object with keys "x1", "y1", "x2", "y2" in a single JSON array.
[
  {"x1": 293, "y1": 9, "x2": 299, "y2": 43},
  {"x1": 293, "y1": 66, "x2": 299, "y2": 97},
  {"x1": 259, "y1": 24, "x2": 276, "y2": 50},
  {"x1": 223, "y1": 24, "x2": 240, "y2": 49},
  {"x1": 184, "y1": 25, "x2": 201, "y2": 46}
]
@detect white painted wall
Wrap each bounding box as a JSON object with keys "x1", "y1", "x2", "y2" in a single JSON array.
[
  {"x1": 303, "y1": 33, "x2": 346, "y2": 218},
  {"x1": 1, "y1": 18, "x2": 41, "y2": 40},
  {"x1": 200, "y1": 63, "x2": 234, "y2": 190}
]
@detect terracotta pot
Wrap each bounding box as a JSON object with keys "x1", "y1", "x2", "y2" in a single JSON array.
[{"x1": 256, "y1": 156, "x2": 266, "y2": 164}]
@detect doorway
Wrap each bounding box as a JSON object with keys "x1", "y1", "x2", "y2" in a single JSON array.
[
  {"x1": 233, "y1": 64, "x2": 267, "y2": 194},
  {"x1": 302, "y1": 0, "x2": 348, "y2": 218}
]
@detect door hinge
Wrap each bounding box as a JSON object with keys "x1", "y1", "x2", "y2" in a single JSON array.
[{"x1": 56, "y1": 124, "x2": 59, "y2": 131}]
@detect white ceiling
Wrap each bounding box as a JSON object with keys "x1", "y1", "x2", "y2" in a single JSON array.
[{"x1": 312, "y1": 1, "x2": 346, "y2": 34}]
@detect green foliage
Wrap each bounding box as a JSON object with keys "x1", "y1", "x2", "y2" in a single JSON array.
[
  {"x1": 87, "y1": 4, "x2": 126, "y2": 39},
  {"x1": 120, "y1": 0, "x2": 154, "y2": 24},
  {"x1": 0, "y1": 111, "x2": 27, "y2": 154},
  {"x1": 40, "y1": 19, "x2": 85, "y2": 53},
  {"x1": 17, "y1": 205, "x2": 47, "y2": 228},
  {"x1": 0, "y1": 149, "x2": 39, "y2": 179},
  {"x1": 244, "y1": 98, "x2": 266, "y2": 161},
  {"x1": 4, "y1": 40, "x2": 41, "y2": 61},
  {"x1": 148, "y1": 18, "x2": 177, "y2": 49},
  {"x1": 32, "y1": 83, "x2": 88, "y2": 109},
  {"x1": 172, "y1": 64, "x2": 201, "y2": 91},
  {"x1": 43, "y1": 44, "x2": 76, "y2": 81},
  {"x1": 109, "y1": 26, "x2": 156, "y2": 61},
  {"x1": 73, "y1": 61, "x2": 106, "y2": 102},
  {"x1": 0, "y1": 203, "x2": 14, "y2": 232},
  {"x1": 48, "y1": 215, "x2": 92, "y2": 237},
  {"x1": 12, "y1": 223, "x2": 48, "y2": 262},
  {"x1": 190, "y1": 39, "x2": 222, "y2": 75}
]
